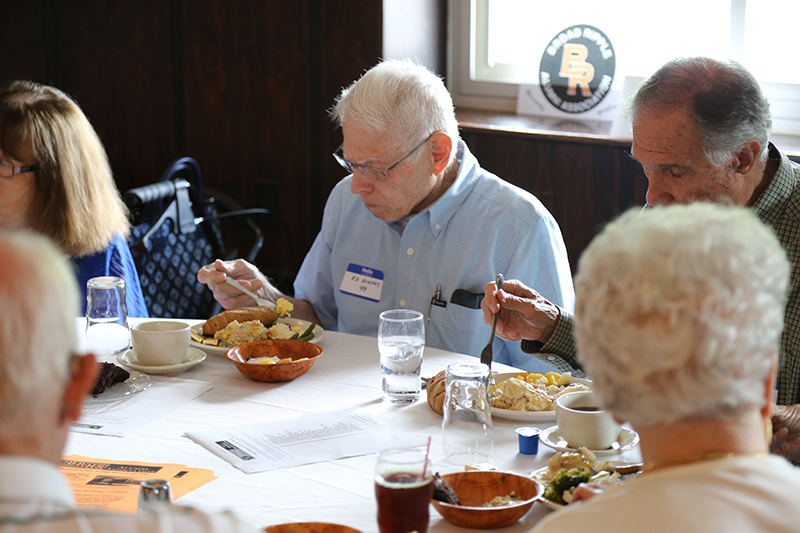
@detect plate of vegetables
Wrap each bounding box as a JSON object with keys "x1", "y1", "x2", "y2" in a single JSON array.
[{"x1": 530, "y1": 448, "x2": 641, "y2": 510}]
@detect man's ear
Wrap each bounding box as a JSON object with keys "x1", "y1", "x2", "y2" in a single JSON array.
[
  {"x1": 60, "y1": 354, "x2": 99, "y2": 424},
  {"x1": 733, "y1": 139, "x2": 762, "y2": 175},
  {"x1": 430, "y1": 132, "x2": 453, "y2": 175}
]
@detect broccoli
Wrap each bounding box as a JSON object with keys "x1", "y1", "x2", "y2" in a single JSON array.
[{"x1": 543, "y1": 467, "x2": 592, "y2": 505}]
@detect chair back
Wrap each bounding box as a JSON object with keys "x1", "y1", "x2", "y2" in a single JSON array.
[{"x1": 126, "y1": 158, "x2": 225, "y2": 319}]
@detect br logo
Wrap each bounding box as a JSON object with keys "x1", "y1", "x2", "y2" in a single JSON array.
[{"x1": 539, "y1": 25, "x2": 615, "y2": 114}]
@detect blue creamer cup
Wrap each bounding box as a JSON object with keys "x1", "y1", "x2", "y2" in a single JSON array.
[{"x1": 516, "y1": 426, "x2": 541, "y2": 455}]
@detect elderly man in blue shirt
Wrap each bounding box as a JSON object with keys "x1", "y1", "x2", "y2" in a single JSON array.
[{"x1": 198, "y1": 59, "x2": 573, "y2": 372}]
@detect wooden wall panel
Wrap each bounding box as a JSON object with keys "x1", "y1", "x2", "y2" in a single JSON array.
[
  {"x1": 0, "y1": 0, "x2": 383, "y2": 294},
  {"x1": 0, "y1": 1, "x2": 49, "y2": 83},
  {"x1": 46, "y1": 1, "x2": 178, "y2": 188}
]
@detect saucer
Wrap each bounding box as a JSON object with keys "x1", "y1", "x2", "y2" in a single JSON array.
[
  {"x1": 117, "y1": 347, "x2": 206, "y2": 375},
  {"x1": 539, "y1": 425, "x2": 640, "y2": 455}
]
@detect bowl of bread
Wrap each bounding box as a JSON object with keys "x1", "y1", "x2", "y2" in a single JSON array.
[{"x1": 225, "y1": 339, "x2": 323, "y2": 382}]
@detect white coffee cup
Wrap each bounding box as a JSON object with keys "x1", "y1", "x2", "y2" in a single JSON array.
[
  {"x1": 555, "y1": 390, "x2": 622, "y2": 450},
  {"x1": 131, "y1": 321, "x2": 191, "y2": 366}
]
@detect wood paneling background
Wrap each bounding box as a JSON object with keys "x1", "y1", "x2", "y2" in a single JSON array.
[
  {"x1": 1, "y1": 0, "x2": 646, "y2": 292},
  {"x1": 0, "y1": 0, "x2": 382, "y2": 293}
]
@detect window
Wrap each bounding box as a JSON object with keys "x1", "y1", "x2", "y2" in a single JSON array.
[{"x1": 448, "y1": 0, "x2": 800, "y2": 134}]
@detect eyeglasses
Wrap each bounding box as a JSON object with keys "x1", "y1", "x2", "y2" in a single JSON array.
[
  {"x1": 333, "y1": 131, "x2": 440, "y2": 182},
  {"x1": 0, "y1": 159, "x2": 38, "y2": 179}
]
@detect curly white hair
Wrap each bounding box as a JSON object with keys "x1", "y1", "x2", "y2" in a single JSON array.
[{"x1": 574, "y1": 203, "x2": 788, "y2": 427}]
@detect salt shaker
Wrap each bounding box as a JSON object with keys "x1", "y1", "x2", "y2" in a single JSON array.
[
  {"x1": 442, "y1": 362, "x2": 493, "y2": 466},
  {"x1": 138, "y1": 479, "x2": 172, "y2": 513}
]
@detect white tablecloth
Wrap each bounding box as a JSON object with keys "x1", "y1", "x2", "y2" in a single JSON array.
[{"x1": 67, "y1": 319, "x2": 642, "y2": 531}]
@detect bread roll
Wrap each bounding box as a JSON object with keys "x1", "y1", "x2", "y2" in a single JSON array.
[
  {"x1": 427, "y1": 370, "x2": 447, "y2": 415},
  {"x1": 202, "y1": 306, "x2": 279, "y2": 336}
]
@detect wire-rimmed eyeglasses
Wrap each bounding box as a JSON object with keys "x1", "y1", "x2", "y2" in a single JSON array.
[
  {"x1": 0, "y1": 158, "x2": 38, "y2": 179},
  {"x1": 333, "y1": 131, "x2": 440, "y2": 182}
]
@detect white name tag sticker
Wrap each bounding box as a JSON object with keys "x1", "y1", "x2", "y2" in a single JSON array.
[{"x1": 339, "y1": 263, "x2": 384, "y2": 302}]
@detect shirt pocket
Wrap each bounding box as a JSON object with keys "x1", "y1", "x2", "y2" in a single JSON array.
[{"x1": 428, "y1": 300, "x2": 486, "y2": 355}]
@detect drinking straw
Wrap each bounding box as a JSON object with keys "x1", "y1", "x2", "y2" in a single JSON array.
[{"x1": 422, "y1": 436, "x2": 432, "y2": 477}]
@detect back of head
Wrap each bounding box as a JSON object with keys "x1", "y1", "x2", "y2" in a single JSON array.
[
  {"x1": 0, "y1": 230, "x2": 79, "y2": 440},
  {"x1": 0, "y1": 80, "x2": 129, "y2": 257},
  {"x1": 574, "y1": 203, "x2": 788, "y2": 428},
  {"x1": 331, "y1": 59, "x2": 459, "y2": 164},
  {"x1": 630, "y1": 57, "x2": 772, "y2": 165}
]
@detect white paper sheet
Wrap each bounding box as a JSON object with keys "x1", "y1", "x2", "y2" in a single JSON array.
[
  {"x1": 186, "y1": 408, "x2": 427, "y2": 474},
  {"x1": 73, "y1": 377, "x2": 213, "y2": 437}
]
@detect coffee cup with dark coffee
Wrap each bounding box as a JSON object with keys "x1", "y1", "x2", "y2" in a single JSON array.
[{"x1": 555, "y1": 390, "x2": 621, "y2": 450}]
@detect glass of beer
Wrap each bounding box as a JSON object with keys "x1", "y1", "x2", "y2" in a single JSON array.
[{"x1": 375, "y1": 447, "x2": 433, "y2": 533}]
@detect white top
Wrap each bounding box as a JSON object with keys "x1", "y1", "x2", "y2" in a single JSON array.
[
  {"x1": 531, "y1": 454, "x2": 800, "y2": 533},
  {"x1": 0, "y1": 456, "x2": 257, "y2": 532}
]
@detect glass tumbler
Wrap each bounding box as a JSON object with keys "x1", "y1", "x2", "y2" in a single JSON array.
[
  {"x1": 442, "y1": 362, "x2": 493, "y2": 466},
  {"x1": 374, "y1": 447, "x2": 433, "y2": 533},
  {"x1": 85, "y1": 276, "x2": 130, "y2": 358},
  {"x1": 378, "y1": 309, "x2": 425, "y2": 404}
]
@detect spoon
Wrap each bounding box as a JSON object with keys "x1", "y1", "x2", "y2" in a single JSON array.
[
  {"x1": 480, "y1": 274, "x2": 504, "y2": 367},
  {"x1": 202, "y1": 264, "x2": 276, "y2": 309}
]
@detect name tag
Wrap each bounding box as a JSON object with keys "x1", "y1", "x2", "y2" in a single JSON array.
[{"x1": 339, "y1": 263, "x2": 384, "y2": 302}]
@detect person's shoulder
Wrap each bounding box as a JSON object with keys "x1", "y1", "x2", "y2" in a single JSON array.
[
  {"x1": 324, "y1": 175, "x2": 358, "y2": 205},
  {"x1": 469, "y1": 171, "x2": 556, "y2": 224},
  {"x1": 321, "y1": 175, "x2": 362, "y2": 217}
]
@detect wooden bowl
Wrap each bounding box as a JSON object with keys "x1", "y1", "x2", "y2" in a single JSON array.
[
  {"x1": 431, "y1": 471, "x2": 543, "y2": 529},
  {"x1": 263, "y1": 523, "x2": 361, "y2": 533},
  {"x1": 226, "y1": 340, "x2": 323, "y2": 382}
]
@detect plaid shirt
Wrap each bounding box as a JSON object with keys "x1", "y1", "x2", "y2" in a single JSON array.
[
  {"x1": 752, "y1": 144, "x2": 800, "y2": 404},
  {"x1": 525, "y1": 144, "x2": 800, "y2": 404}
]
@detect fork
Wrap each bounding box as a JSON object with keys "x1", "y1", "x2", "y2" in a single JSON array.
[
  {"x1": 480, "y1": 274, "x2": 504, "y2": 368},
  {"x1": 202, "y1": 264, "x2": 277, "y2": 309}
]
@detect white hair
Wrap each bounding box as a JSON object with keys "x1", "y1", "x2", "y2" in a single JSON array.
[
  {"x1": 574, "y1": 203, "x2": 788, "y2": 428},
  {"x1": 0, "y1": 230, "x2": 79, "y2": 435},
  {"x1": 330, "y1": 59, "x2": 459, "y2": 167}
]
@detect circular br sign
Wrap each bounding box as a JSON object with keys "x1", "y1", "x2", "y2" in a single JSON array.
[{"x1": 539, "y1": 25, "x2": 616, "y2": 114}]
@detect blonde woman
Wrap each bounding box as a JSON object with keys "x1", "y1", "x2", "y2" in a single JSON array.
[{"x1": 0, "y1": 80, "x2": 147, "y2": 317}]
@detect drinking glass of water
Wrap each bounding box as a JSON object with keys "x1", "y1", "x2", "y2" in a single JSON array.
[
  {"x1": 85, "y1": 276, "x2": 130, "y2": 359},
  {"x1": 378, "y1": 309, "x2": 425, "y2": 404}
]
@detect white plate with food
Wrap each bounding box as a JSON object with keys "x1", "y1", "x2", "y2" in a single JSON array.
[
  {"x1": 118, "y1": 347, "x2": 207, "y2": 375},
  {"x1": 531, "y1": 456, "x2": 642, "y2": 510},
  {"x1": 191, "y1": 318, "x2": 324, "y2": 357},
  {"x1": 489, "y1": 372, "x2": 592, "y2": 422},
  {"x1": 89, "y1": 370, "x2": 152, "y2": 401},
  {"x1": 538, "y1": 425, "x2": 640, "y2": 456}
]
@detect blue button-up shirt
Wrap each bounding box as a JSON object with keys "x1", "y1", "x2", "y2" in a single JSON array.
[{"x1": 295, "y1": 141, "x2": 574, "y2": 372}]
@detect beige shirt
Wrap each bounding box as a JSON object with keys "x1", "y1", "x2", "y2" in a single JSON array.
[{"x1": 531, "y1": 454, "x2": 800, "y2": 533}]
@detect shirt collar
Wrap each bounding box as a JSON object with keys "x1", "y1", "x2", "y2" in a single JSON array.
[
  {"x1": 0, "y1": 456, "x2": 75, "y2": 508},
  {"x1": 404, "y1": 140, "x2": 480, "y2": 237}
]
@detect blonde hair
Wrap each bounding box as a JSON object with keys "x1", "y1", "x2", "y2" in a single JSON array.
[
  {"x1": 575, "y1": 203, "x2": 787, "y2": 427},
  {"x1": 0, "y1": 80, "x2": 129, "y2": 257}
]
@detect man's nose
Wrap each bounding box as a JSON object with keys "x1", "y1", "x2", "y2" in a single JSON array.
[
  {"x1": 350, "y1": 169, "x2": 373, "y2": 195},
  {"x1": 645, "y1": 175, "x2": 676, "y2": 206}
]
